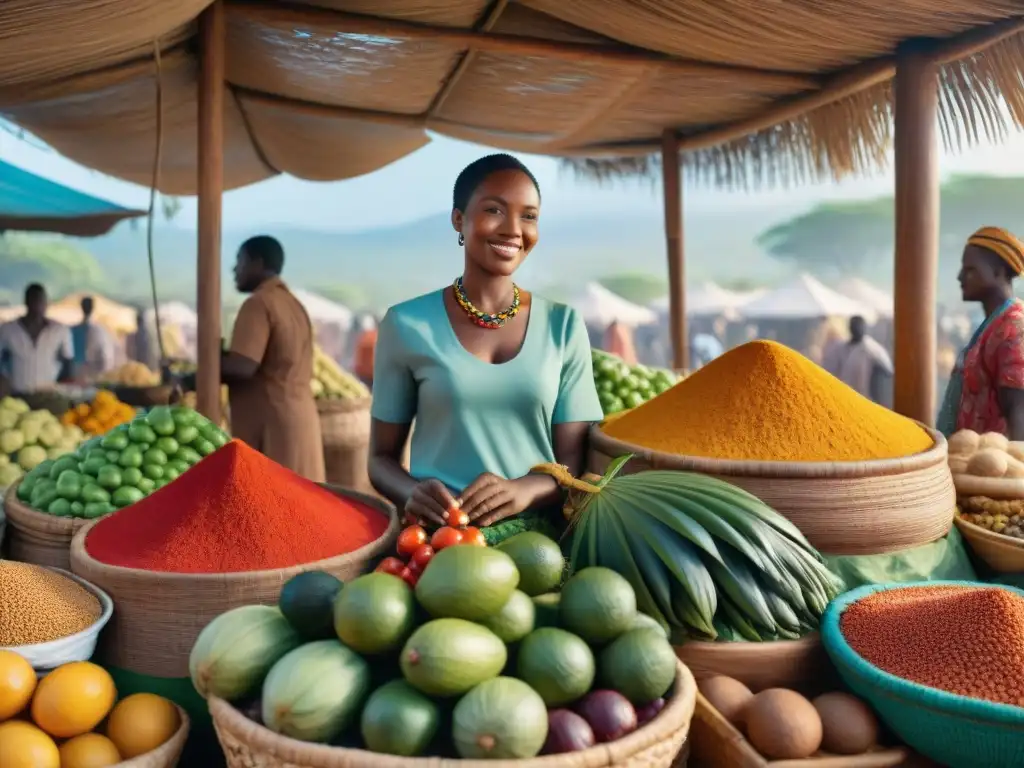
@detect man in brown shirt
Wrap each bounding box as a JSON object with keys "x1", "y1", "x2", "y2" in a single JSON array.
[{"x1": 223, "y1": 236, "x2": 325, "y2": 481}]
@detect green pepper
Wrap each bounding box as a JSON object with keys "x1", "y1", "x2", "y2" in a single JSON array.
[
  {"x1": 146, "y1": 406, "x2": 177, "y2": 437},
  {"x1": 136, "y1": 477, "x2": 156, "y2": 494},
  {"x1": 105, "y1": 450, "x2": 121, "y2": 463},
  {"x1": 142, "y1": 448, "x2": 168, "y2": 466},
  {"x1": 202, "y1": 427, "x2": 229, "y2": 448},
  {"x1": 86, "y1": 448, "x2": 108, "y2": 462},
  {"x1": 83, "y1": 501, "x2": 115, "y2": 519},
  {"x1": 81, "y1": 484, "x2": 111, "y2": 505},
  {"x1": 171, "y1": 407, "x2": 197, "y2": 426},
  {"x1": 30, "y1": 480, "x2": 59, "y2": 511},
  {"x1": 101, "y1": 430, "x2": 129, "y2": 451},
  {"x1": 118, "y1": 445, "x2": 144, "y2": 469},
  {"x1": 79, "y1": 436, "x2": 102, "y2": 453},
  {"x1": 97, "y1": 465, "x2": 122, "y2": 490},
  {"x1": 166, "y1": 459, "x2": 189, "y2": 475},
  {"x1": 194, "y1": 439, "x2": 217, "y2": 457},
  {"x1": 49, "y1": 456, "x2": 80, "y2": 480},
  {"x1": 142, "y1": 463, "x2": 164, "y2": 481},
  {"x1": 80, "y1": 456, "x2": 107, "y2": 477},
  {"x1": 55, "y1": 470, "x2": 82, "y2": 500},
  {"x1": 127, "y1": 421, "x2": 158, "y2": 445},
  {"x1": 34, "y1": 460, "x2": 55, "y2": 478},
  {"x1": 112, "y1": 485, "x2": 145, "y2": 508},
  {"x1": 70, "y1": 501, "x2": 85, "y2": 517},
  {"x1": 47, "y1": 498, "x2": 73, "y2": 517},
  {"x1": 176, "y1": 447, "x2": 202, "y2": 466},
  {"x1": 163, "y1": 467, "x2": 180, "y2": 483},
  {"x1": 154, "y1": 437, "x2": 179, "y2": 456},
  {"x1": 174, "y1": 424, "x2": 199, "y2": 446},
  {"x1": 17, "y1": 475, "x2": 37, "y2": 501},
  {"x1": 121, "y1": 467, "x2": 143, "y2": 486}
]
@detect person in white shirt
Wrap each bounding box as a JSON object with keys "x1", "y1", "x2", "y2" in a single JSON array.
[
  {"x1": 71, "y1": 296, "x2": 115, "y2": 381},
  {"x1": 0, "y1": 284, "x2": 75, "y2": 394},
  {"x1": 824, "y1": 315, "x2": 894, "y2": 405}
]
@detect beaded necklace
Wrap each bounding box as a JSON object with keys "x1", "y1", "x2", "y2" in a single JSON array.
[{"x1": 452, "y1": 276, "x2": 521, "y2": 329}]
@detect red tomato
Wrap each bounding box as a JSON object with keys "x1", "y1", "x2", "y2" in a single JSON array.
[
  {"x1": 446, "y1": 506, "x2": 470, "y2": 529},
  {"x1": 430, "y1": 526, "x2": 464, "y2": 551},
  {"x1": 408, "y1": 558, "x2": 424, "y2": 576},
  {"x1": 411, "y1": 544, "x2": 435, "y2": 569},
  {"x1": 396, "y1": 525, "x2": 428, "y2": 558},
  {"x1": 460, "y1": 527, "x2": 487, "y2": 547},
  {"x1": 375, "y1": 557, "x2": 405, "y2": 576},
  {"x1": 399, "y1": 566, "x2": 419, "y2": 587}
]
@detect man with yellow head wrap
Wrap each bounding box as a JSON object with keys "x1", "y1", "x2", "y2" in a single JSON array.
[{"x1": 938, "y1": 226, "x2": 1024, "y2": 438}]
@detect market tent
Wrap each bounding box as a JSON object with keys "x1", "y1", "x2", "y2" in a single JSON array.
[
  {"x1": 292, "y1": 290, "x2": 354, "y2": 330},
  {"x1": 150, "y1": 301, "x2": 198, "y2": 327},
  {"x1": 652, "y1": 282, "x2": 767, "y2": 318},
  {"x1": 739, "y1": 274, "x2": 875, "y2": 321},
  {"x1": 0, "y1": 159, "x2": 144, "y2": 237},
  {"x1": 568, "y1": 283, "x2": 657, "y2": 327},
  {"x1": 836, "y1": 277, "x2": 894, "y2": 318},
  {"x1": 47, "y1": 292, "x2": 138, "y2": 334}
]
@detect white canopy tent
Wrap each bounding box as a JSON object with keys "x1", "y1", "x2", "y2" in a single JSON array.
[
  {"x1": 651, "y1": 282, "x2": 767, "y2": 318},
  {"x1": 739, "y1": 274, "x2": 876, "y2": 321},
  {"x1": 292, "y1": 289, "x2": 354, "y2": 330},
  {"x1": 835, "y1": 277, "x2": 894, "y2": 318},
  {"x1": 568, "y1": 283, "x2": 657, "y2": 327}
]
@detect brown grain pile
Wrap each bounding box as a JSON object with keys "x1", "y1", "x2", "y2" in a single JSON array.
[
  {"x1": 841, "y1": 585, "x2": 1024, "y2": 706},
  {"x1": 0, "y1": 560, "x2": 101, "y2": 645}
]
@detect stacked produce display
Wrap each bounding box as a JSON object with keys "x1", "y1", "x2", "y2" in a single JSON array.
[
  {"x1": 312, "y1": 345, "x2": 369, "y2": 400},
  {"x1": 191, "y1": 532, "x2": 681, "y2": 759},
  {"x1": 16, "y1": 405, "x2": 228, "y2": 521},
  {"x1": 0, "y1": 397, "x2": 86, "y2": 490},
  {"x1": 99, "y1": 361, "x2": 161, "y2": 388},
  {"x1": 60, "y1": 390, "x2": 137, "y2": 436},
  {"x1": 0, "y1": 653, "x2": 181, "y2": 767},
  {"x1": 592, "y1": 348, "x2": 678, "y2": 417}
]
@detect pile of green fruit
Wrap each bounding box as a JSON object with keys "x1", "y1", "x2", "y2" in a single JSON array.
[
  {"x1": 592, "y1": 349, "x2": 678, "y2": 416},
  {"x1": 190, "y1": 533, "x2": 680, "y2": 760},
  {"x1": 16, "y1": 405, "x2": 229, "y2": 520},
  {"x1": 0, "y1": 396, "x2": 85, "y2": 490}
]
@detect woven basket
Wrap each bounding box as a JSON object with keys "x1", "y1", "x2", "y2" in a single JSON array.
[
  {"x1": 675, "y1": 634, "x2": 837, "y2": 696},
  {"x1": 108, "y1": 384, "x2": 173, "y2": 408},
  {"x1": 114, "y1": 704, "x2": 190, "y2": 768},
  {"x1": 68, "y1": 487, "x2": 398, "y2": 679},
  {"x1": 687, "y1": 691, "x2": 910, "y2": 767},
  {"x1": 954, "y1": 517, "x2": 1024, "y2": 573},
  {"x1": 208, "y1": 661, "x2": 696, "y2": 768},
  {"x1": 821, "y1": 581, "x2": 1024, "y2": 768},
  {"x1": 4, "y1": 481, "x2": 91, "y2": 570},
  {"x1": 317, "y1": 397, "x2": 371, "y2": 492},
  {"x1": 588, "y1": 425, "x2": 954, "y2": 556}
]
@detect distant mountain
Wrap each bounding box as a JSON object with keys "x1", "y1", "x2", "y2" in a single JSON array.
[{"x1": 69, "y1": 205, "x2": 799, "y2": 309}]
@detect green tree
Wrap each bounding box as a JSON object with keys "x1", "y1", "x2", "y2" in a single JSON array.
[{"x1": 0, "y1": 233, "x2": 105, "y2": 299}]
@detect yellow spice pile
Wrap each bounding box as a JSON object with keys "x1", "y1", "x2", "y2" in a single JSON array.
[
  {"x1": 604, "y1": 340, "x2": 933, "y2": 462},
  {"x1": 0, "y1": 560, "x2": 101, "y2": 645}
]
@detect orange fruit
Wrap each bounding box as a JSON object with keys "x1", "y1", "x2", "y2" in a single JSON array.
[
  {"x1": 30, "y1": 662, "x2": 116, "y2": 739},
  {"x1": 58, "y1": 733, "x2": 122, "y2": 768},
  {"x1": 0, "y1": 651, "x2": 36, "y2": 721},
  {"x1": 106, "y1": 694, "x2": 180, "y2": 758},
  {"x1": 0, "y1": 720, "x2": 59, "y2": 768}
]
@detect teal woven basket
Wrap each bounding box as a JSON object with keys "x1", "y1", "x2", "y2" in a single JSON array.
[{"x1": 821, "y1": 581, "x2": 1024, "y2": 768}]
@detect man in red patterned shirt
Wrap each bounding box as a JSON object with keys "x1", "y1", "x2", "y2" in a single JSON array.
[{"x1": 939, "y1": 227, "x2": 1024, "y2": 439}]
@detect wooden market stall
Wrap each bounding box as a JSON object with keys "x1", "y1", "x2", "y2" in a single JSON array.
[{"x1": 2, "y1": 3, "x2": 1024, "y2": 429}]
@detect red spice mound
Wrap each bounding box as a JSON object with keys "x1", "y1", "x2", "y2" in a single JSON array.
[
  {"x1": 85, "y1": 439, "x2": 389, "y2": 573},
  {"x1": 841, "y1": 585, "x2": 1024, "y2": 706}
]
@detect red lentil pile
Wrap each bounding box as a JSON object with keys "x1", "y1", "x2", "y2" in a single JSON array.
[
  {"x1": 841, "y1": 585, "x2": 1024, "y2": 706},
  {"x1": 85, "y1": 439, "x2": 389, "y2": 574}
]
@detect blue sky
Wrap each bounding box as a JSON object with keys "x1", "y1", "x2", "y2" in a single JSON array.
[{"x1": 3, "y1": 124, "x2": 1024, "y2": 232}]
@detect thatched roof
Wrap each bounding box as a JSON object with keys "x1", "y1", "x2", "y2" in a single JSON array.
[{"x1": 2, "y1": 1, "x2": 1023, "y2": 192}]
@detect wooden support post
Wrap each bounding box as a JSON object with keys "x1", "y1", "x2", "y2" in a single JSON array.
[
  {"x1": 661, "y1": 130, "x2": 687, "y2": 371},
  {"x1": 893, "y1": 41, "x2": 940, "y2": 425},
  {"x1": 196, "y1": 0, "x2": 225, "y2": 423}
]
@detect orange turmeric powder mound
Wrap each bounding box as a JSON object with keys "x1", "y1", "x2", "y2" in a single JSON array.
[
  {"x1": 603, "y1": 340, "x2": 933, "y2": 462},
  {"x1": 841, "y1": 585, "x2": 1024, "y2": 706}
]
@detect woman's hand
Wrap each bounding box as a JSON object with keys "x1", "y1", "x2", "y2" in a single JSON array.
[
  {"x1": 459, "y1": 473, "x2": 549, "y2": 528},
  {"x1": 404, "y1": 479, "x2": 456, "y2": 528}
]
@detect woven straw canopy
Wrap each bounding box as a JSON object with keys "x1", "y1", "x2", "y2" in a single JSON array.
[{"x1": 1, "y1": 0, "x2": 1023, "y2": 193}]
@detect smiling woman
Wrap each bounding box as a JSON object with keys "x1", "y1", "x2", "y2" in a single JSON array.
[{"x1": 368, "y1": 154, "x2": 603, "y2": 544}]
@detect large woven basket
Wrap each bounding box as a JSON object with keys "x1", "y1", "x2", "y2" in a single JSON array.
[
  {"x1": 4, "y1": 481, "x2": 91, "y2": 569},
  {"x1": 108, "y1": 384, "x2": 174, "y2": 408},
  {"x1": 675, "y1": 634, "x2": 837, "y2": 696},
  {"x1": 317, "y1": 397, "x2": 371, "y2": 492},
  {"x1": 821, "y1": 581, "x2": 1024, "y2": 768},
  {"x1": 954, "y1": 517, "x2": 1024, "y2": 573},
  {"x1": 209, "y1": 661, "x2": 696, "y2": 768},
  {"x1": 68, "y1": 487, "x2": 398, "y2": 679},
  {"x1": 114, "y1": 703, "x2": 190, "y2": 768},
  {"x1": 588, "y1": 425, "x2": 954, "y2": 556}
]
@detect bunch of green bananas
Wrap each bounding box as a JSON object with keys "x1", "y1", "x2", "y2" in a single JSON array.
[{"x1": 567, "y1": 458, "x2": 843, "y2": 642}]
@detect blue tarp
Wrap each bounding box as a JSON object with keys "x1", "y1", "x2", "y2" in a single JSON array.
[{"x1": 0, "y1": 159, "x2": 145, "y2": 237}]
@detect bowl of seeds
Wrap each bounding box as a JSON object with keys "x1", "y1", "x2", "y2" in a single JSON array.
[{"x1": 0, "y1": 560, "x2": 112, "y2": 671}]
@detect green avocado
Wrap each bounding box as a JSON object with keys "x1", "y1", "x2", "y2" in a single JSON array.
[
  {"x1": 360, "y1": 680, "x2": 440, "y2": 757},
  {"x1": 278, "y1": 570, "x2": 344, "y2": 641}
]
